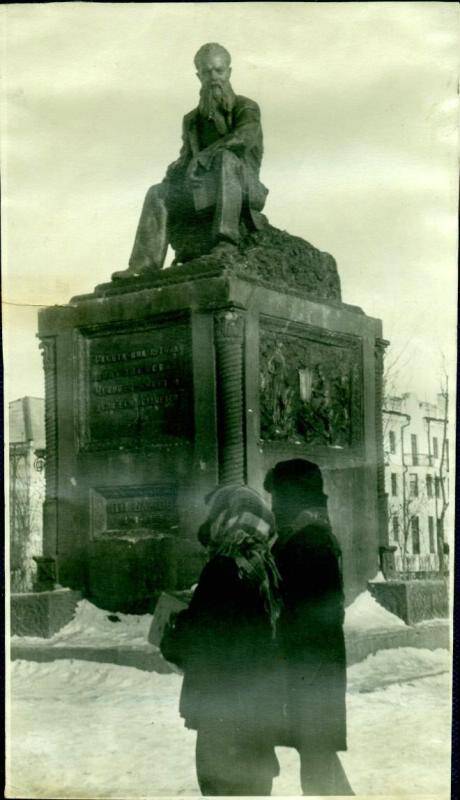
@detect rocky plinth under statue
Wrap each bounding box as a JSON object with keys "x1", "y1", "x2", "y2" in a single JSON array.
[{"x1": 113, "y1": 42, "x2": 341, "y2": 304}]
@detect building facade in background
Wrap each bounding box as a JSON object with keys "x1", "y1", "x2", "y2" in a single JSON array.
[
  {"x1": 383, "y1": 393, "x2": 449, "y2": 578},
  {"x1": 9, "y1": 397, "x2": 46, "y2": 592}
]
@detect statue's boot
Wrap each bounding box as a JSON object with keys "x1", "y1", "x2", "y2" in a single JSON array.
[{"x1": 113, "y1": 184, "x2": 168, "y2": 280}]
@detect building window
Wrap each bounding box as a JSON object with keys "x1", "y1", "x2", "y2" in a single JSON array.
[
  {"x1": 432, "y1": 436, "x2": 439, "y2": 459},
  {"x1": 389, "y1": 430, "x2": 396, "y2": 454},
  {"x1": 428, "y1": 517, "x2": 435, "y2": 553},
  {"x1": 435, "y1": 476, "x2": 441, "y2": 498},
  {"x1": 392, "y1": 515, "x2": 400, "y2": 542},
  {"x1": 391, "y1": 473, "x2": 398, "y2": 496},
  {"x1": 411, "y1": 517, "x2": 420, "y2": 554},
  {"x1": 444, "y1": 439, "x2": 449, "y2": 472},
  {"x1": 411, "y1": 433, "x2": 418, "y2": 465},
  {"x1": 426, "y1": 475, "x2": 433, "y2": 498},
  {"x1": 409, "y1": 473, "x2": 418, "y2": 497},
  {"x1": 437, "y1": 517, "x2": 444, "y2": 538}
]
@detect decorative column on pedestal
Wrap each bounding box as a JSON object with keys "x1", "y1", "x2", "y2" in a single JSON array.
[
  {"x1": 36, "y1": 337, "x2": 59, "y2": 590},
  {"x1": 214, "y1": 307, "x2": 246, "y2": 485}
]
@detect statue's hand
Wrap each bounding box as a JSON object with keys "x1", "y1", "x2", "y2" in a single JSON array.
[
  {"x1": 185, "y1": 157, "x2": 204, "y2": 188},
  {"x1": 185, "y1": 143, "x2": 222, "y2": 186},
  {"x1": 196, "y1": 143, "x2": 220, "y2": 170}
]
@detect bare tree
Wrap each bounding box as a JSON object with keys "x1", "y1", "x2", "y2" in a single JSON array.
[
  {"x1": 382, "y1": 340, "x2": 415, "y2": 456},
  {"x1": 10, "y1": 445, "x2": 44, "y2": 592},
  {"x1": 393, "y1": 480, "x2": 427, "y2": 576},
  {"x1": 436, "y1": 367, "x2": 449, "y2": 578},
  {"x1": 383, "y1": 350, "x2": 451, "y2": 580}
]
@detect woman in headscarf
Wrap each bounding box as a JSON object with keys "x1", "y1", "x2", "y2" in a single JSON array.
[
  {"x1": 160, "y1": 484, "x2": 281, "y2": 796},
  {"x1": 264, "y1": 459, "x2": 354, "y2": 796}
]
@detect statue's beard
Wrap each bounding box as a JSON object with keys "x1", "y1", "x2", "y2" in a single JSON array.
[{"x1": 199, "y1": 80, "x2": 234, "y2": 119}]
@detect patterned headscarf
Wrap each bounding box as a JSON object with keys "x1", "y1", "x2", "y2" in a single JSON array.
[{"x1": 198, "y1": 485, "x2": 281, "y2": 634}]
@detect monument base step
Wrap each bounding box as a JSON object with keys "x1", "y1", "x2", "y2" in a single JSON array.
[
  {"x1": 10, "y1": 588, "x2": 82, "y2": 638},
  {"x1": 345, "y1": 618, "x2": 449, "y2": 666},
  {"x1": 368, "y1": 579, "x2": 449, "y2": 625},
  {"x1": 11, "y1": 619, "x2": 449, "y2": 673},
  {"x1": 10, "y1": 640, "x2": 178, "y2": 674}
]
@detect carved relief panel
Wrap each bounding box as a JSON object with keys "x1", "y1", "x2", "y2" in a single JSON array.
[{"x1": 259, "y1": 317, "x2": 363, "y2": 450}]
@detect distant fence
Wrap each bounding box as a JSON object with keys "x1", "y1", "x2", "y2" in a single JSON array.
[{"x1": 394, "y1": 552, "x2": 447, "y2": 579}]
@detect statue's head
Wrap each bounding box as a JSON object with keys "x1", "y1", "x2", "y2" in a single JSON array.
[
  {"x1": 194, "y1": 43, "x2": 233, "y2": 116},
  {"x1": 194, "y1": 43, "x2": 232, "y2": 86}
]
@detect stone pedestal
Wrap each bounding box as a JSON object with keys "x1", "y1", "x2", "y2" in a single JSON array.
[
  {"x1": 10, "y1": 588, "x2": 82, "y2": 638},
  {"x1": 33, "y1": 555, "x2": 58, "y2": 591},
  {"x1": 368, "y1": 579, "x2": 449, "y2": 624},
  {"x1": 38, "y1": 250, "x2": 385, "y2": 611}
]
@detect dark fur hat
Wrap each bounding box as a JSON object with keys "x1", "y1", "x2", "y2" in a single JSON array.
[{"x1": 264, "y1": 459, "x2": 327, "y2": 505}]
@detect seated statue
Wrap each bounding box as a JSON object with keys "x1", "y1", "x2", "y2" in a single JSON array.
[
  {"x1": 120, "y1": 42, "x2": 268, "y2": 276},
  {"x1": 109, "y1": 42, "x2": 341, "y2": 303}
]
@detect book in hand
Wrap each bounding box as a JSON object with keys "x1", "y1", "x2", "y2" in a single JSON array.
[{"x1": 148, "y1": 590, "x2": 193, "y2": 647}]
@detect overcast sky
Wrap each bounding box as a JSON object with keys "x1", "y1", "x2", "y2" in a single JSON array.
[{"x1": 2, "y1": 2, "x2": 458, "y2": 405}]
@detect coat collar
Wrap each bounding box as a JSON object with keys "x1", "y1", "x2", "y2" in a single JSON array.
[
  {"x1": 292, "y1": 508, "x2": 330, "y2": 532},
  {"x1": 276, "y1": 507, "x2": 334, "y2": 550}
]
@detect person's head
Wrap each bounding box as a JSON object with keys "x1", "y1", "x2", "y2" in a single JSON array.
[
  {"x1": 264, "y1": 460, "x2": 328, "y2": 529},
  {"x1": 194, "y1": 43, "x2": 234, "y2": 117},
  {"x1": 198, "y1": 483, "x2": 276, "y2": 554},
  {"x1": 197, "y1": 483, "x2": 280, "y2": 632}
]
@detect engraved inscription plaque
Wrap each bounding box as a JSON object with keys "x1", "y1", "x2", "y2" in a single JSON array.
[
  {"x1": 90, "y1": 484, "x2": 178, "y2": 538},
  {"x1": 76, "y1": 319, "x2": 193, "y2": 450}
]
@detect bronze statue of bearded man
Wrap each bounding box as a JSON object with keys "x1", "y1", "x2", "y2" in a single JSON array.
[{"x1": 121, "y1": 43, "x2": 268, "y2": 276}]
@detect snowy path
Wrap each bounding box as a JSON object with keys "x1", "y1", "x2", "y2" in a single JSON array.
[{"x1": 7, "y1": 647, "x2": 451, "y2": 798}]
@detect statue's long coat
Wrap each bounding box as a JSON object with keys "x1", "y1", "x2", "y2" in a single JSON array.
[
  {"x1": 274, "y1": 520, "x2": 348, "y2": 753},
  {"x1": 166, "y1": 95, "x2": 268, "y2": 220}
]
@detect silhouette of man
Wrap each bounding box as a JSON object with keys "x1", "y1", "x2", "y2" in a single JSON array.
[{"x1": 265, "y1": 459, "x2": 354, "y2": 796}]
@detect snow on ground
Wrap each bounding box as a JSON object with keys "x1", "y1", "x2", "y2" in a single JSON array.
[
  {"x1": 7, "y1": 647, "x2": 451, "y2": 798},
  {"x1": 11, "y1": 600, "x2": 154, "y2": 648},
  {"x1": 344, "y1": 590, "x2": 406, "y2": 633},
  {"x1": 12, "y1": 591, "x2": 406, "y2": 653},
  {"x1": 347, "y1": 646, "x2": 450, "y2": 693}
]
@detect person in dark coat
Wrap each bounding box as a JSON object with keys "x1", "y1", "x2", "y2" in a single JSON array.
[
  {"x1": 264, "y1": 459, "x2": 354, "y2": 796},
  {"x1": 160, "y1": 485, "x2": 281, "y2": 796}
]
